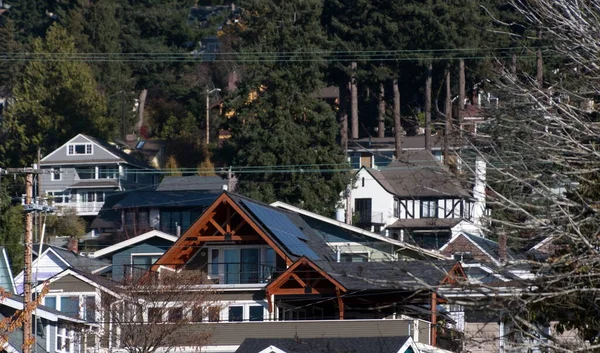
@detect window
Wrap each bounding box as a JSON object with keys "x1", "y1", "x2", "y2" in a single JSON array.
[
  {"x1": 51, "y1": 169, "x2": 61, "y2": 181},
  {"x1": 208, "y1": 306, "x2": 220, "y2": 322},
  {"x1": 168, "y1": 307, "x2": 183, "y2": 322},
  {"x1": 340, "y1": 253, "x2": 368, "y2": 263},
  {"x1": 148, "y1": 308, "x2": 163, "y2": 322},
  {"x1": 209, "y1": 247, "x2": 275, "y2": 284},
  {"x1": 453, "y1": 252, "x2": 473, "y2": 261},
  {"x1": 160, "y1": 209, "x2": 202, "y2": 235},
  {"x1": 249, "y1": 306, "x2": 264, "y2": 321},
  {"x1": 48, "y1": 191, "x2": 70, "y2": 204},
  {"x1": 67, "y1": 143, "x2": 92, "y2": 155},
  {"x1": 98, "y1": 166, "x2": 117, "y2": 179},
  {"x1": 421, "y1": 200, "x2": 438, "y2": 218},
  {"x1": 60, "y1": 297, "x2": 80, "y2": 318},
  {"x1": 44, "y1": 297, "x2": 56, "y2": 309},
  {"x1": 354, "y1": 198, "x2": 372, "y2": 224},
  {"x1": 191, "y1": 307, "x2": 204, "y2": 322},
  {"x1": 75, "y1": 167, "x2": 95, "y2": 180},
  {"x1": 228, "y1": 306, "x2": 243, "y2": 322},
  {"x1": 56, "y1": 327, "x2": 73, "y2": 353}
]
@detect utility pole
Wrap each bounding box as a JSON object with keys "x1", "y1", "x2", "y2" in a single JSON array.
[
  {"x1": 37, "y1": 148, "x2": 43, "y2": 240},
  {"x1": 24, "y1": 172, "x2": 33, "y2": 353}
]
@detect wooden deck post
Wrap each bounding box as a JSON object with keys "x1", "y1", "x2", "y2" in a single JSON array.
[{"x1": 336, "y1": 288, "x2": 344, "y2": 320}]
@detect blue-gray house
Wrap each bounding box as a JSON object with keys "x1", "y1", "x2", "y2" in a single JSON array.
[{"x1": 89, "y1": 230, "x2": 177, "y2": 282}]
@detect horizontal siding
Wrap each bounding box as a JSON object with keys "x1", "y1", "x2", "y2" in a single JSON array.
[
  {"x1": 112, "y1": 243, "x2": 169, "y2": 282},
  {"x1": 50, "y1": 274, "x2": 96, "y2": 292},
  {"x1": 178, "y1": 319, "x2": 411, "y2": 346}
]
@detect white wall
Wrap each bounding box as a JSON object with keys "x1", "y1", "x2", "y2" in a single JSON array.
[{"x1": 348, "y1": 169, "x2": 395, "y2": 227}]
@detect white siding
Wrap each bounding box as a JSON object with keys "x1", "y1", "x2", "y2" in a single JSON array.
[{"x1": 349, "y1": 169, "x2": 395, "y2": 227}]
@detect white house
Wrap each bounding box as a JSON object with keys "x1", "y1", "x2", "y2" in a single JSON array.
[{"x1": 344, "y1": 150, "x2": 484, "y2": 250}]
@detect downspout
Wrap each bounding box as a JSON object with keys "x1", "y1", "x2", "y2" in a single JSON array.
[{"x1": 108, "y1": 299, "x2": 124, "y2": 352}]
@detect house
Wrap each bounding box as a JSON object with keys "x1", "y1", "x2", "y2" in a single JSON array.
[
  {"x1": 234, "y1": 336, "x2": 425, "y2": 353},
  {"x1": 13, "y1": 244, "x2": 110, "y2": 295},
  {"x1": 116, "y1": 135, "x2": 166, "y2": 169},
  {"x1": 0, "y1": 247, "x2": 16, "y2": 293},
  {"x1": 346, "y1": 150, "x2": 482, "y2": 249},
  {"x1": 440, "y1": 232, "x2": 519, "y2": 267},
  {"x1": 39, "y1": 134, "x2": 159, "y2": 218},
  {"x1": 88, "y1": 229, "x2": 177, "y2": 282},
  {"x1": 118, "y1": 191, "x2": 469, "y2": 352},
  {"x1": 0, "y1": 293, "x2": 93, "y2": 353},
  {"x1": 88, "y1": 176, "x2": 226, "y2": 239}
]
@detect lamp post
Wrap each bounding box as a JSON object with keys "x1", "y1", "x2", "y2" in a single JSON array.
[{"x1": 206, "y1": 88, "x2": 221, "y2": 144}]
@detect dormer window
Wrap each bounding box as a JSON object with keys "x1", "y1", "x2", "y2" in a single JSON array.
[{"x1": 67, "y1": 143, "x2": 92, "y2": 155}]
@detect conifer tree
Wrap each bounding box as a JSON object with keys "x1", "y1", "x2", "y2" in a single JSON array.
[{"x1": 226, "y1": 0, "x2": 350, "y2": 215}]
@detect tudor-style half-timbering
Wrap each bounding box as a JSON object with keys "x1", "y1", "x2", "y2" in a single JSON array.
[{"x1": 347, "y1": 150, "x2": 480, "y2": 250}]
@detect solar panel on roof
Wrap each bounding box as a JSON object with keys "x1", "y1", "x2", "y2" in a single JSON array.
[{"x1": 242, "y1": 200, "x2": 319, "y2": 260}]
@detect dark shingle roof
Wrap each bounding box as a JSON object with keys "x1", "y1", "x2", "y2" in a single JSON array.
[
  {"x1": 34, "y1": 244, "x2": 110, "y2": 273},
  {"x1": 369, "y1": 150, "x2": 471, "y2": 198},
  {"x1": 327, "y1": 260, "x2": 458, "y2": 290},
  {"x1": 81, "y1": 134, "x2": 153, "y2": 169},
  {"x1": 156, "y1": 176, "x2": 227, "y2": 191},
  {"x1": 112, "y1": 190, "x2": 220, "y2": 209},
  {"x1": 235, "y1": 336, "x2": 412, "y2": 353}
]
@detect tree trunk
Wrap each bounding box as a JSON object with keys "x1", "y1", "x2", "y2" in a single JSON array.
[
  {"x1": 339, "y1": 81, "x2": 349, "y2": 151},
  {"x1": 510, "y1": 53, "x2": 517, "y2": 77},
  {"x1": 536, "y1": 30, "x2": 543, "y2": 89},
  {"x1": 425, "y1": 63, "x2": 432, "y2": 152},
  {"x1": 136, "y1": 89, "x2": 147, "y2": 133},
  {"x1": 536, "y1": 48, "x2": 543, "y2": 89},
  {"x1": 458, "y1": 59, "x2": 465, "y2": 132},
  {"x1": 393, "y1": 78, "x2": 402, "y2": 159},
  {"x1": 444, "y1": 69, "x2": 452, "y2": 166},
  {"x1": 377, "y1": 82, "x2": 385, "y2": 138},
  {"x1": 351, "y1": 62, "x2": 359, "y2": 139}
]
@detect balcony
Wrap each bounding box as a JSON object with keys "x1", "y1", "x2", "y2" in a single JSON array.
[
  {"x1": 56, "y1": 202, "x2": 105, "y2": 216},
  {"x1": 203, "y1": 262, "x2": 277, "y2": 285}
]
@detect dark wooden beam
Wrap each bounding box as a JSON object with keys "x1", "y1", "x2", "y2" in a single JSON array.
[{"x1": 196, "y1": 235, "x2": 261, "y2": 242}]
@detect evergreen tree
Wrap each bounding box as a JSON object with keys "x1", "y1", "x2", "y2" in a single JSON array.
[
  {"x1": 225, "y1": 0, "x2": 351, "y2": 215},
  {"x1": 0, "y1": 24, "x2": 110, "y2": 166},
  {"x1": 0, "y1": 186, "x2": 24, "y2": 275}
]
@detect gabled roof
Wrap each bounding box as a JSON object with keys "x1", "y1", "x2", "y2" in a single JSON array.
[
  {"x1": 154, "y1": 192, "x2": 335, "y2": 270},
  {"x1": 235, "y1": 336, "x2": 415, "y2": 353},
  {"x1": 0, "y1": 312, "x2": 48, "y2": 353},
  {"x1": 32, "y1": 268, "x2": 122, "y2": 299},
  {"x1": 365, "y1": 150, "x2": 471, "y2": 198},
  {"x1": 271, "y1": 201, "x2": 449, "y2": 260},
  {"x1": 90, "y1": 230, "x2": 177, "y2": 258},
  {"x1": 439, "y1": 232, "x2": 520, "y2": 266},
  {"x1": 156, "y1": 176, "x2": 227, "y2": 191},
  {"x1": 388, "y1": 218, "x2": 463, "y2": 230},
  {"x1": 40, "y1": 133, "x2": 153, "y2": 169},
  {"x1": 33, "y1": 244, "x2": 111, "y2": 273}
]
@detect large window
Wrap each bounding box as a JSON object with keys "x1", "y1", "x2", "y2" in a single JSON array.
[
  {"x1": 68, "y1": 143, "x2": 92, "y2": 155},
  {"x1": 420, "y1": 200, "x2": 438, "y2": 218},
  {"x1": 228, "y1": 306, "x2": 243, "y2": 322},
  {"x1": 354, "y1": 198, "x2": 372, "y2": 224},
  {"x1": 209, "y1": 247, "x2": 275, "y2": 284},
  {"x1": 340, "y1": 253, "x2": 368, "y2": 263},
  {"x1": 45, "y1": 295, "x2": 96, "y2": 321},
  {"x1": 160, "y1": 209, "x2": 202, "y2": 235},
  {"x1": 98, "y1": 166, "x2": 117, "y2": 179}
]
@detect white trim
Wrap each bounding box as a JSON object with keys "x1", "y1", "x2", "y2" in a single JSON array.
[
  {"x1": 1, "y1": 247, "x2": 17, "y2": 294},
  {"x1": 529, "y1": 235, "x2": 554, "y2": 252},
  {"x1": 41, "y1": 134, "x2": 120, "y2": 162},
  {"x1": 1, "y1": 341, "x2": 19, "y2": 353},
  {"x1": 66, "y1": 143, "x2": 93, "y2": 156},
  {"x1": 258, "y1": 346, "x2": 288, "y2": 353},
  {"x1": 90, "y1": 264, "x2": 111, "y2": 274},
  {"x1": 271, "y1": 201, "x2": 449, "y2": 260},
  {"x1": 90, "y1": 230, "x2": 177, "y2": 258},
  {"x1": 2, "y1": 296, "x2": 59, "y2": 321},
  {"x1": 32, "y1": 268, "x2": 122, "y2": 299}
]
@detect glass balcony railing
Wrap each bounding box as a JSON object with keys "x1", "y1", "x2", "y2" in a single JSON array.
[{"x1": 203, "y1": 262, "x2": 278, "y2": 285}]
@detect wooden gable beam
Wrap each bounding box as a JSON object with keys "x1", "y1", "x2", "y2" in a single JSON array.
[
  {"x1": 441, "y1": 262, "x2": 467, "y2": 285},
  {"x1": 266, "y1": 257, "x2": 347, "y2": 296}
]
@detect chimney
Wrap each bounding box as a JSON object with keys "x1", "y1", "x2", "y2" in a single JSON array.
[
  {"x1": 472, "y1": 156, "x2": 487, "y2": 233},
  {"x1": 498, "y1": 231, "x2": 507, "y2": 264},
  {"x1": 67, "y1": 236, "x2": 79, "y2": 254}
]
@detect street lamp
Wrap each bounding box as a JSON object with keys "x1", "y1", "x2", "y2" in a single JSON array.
[{"x1": 206, "y1": 88, "x2": 222, "y2": 144}]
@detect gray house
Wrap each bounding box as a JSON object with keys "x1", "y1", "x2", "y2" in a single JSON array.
[{"x1": 39, "y1": 134, "x2": 159, "y2": 218}]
